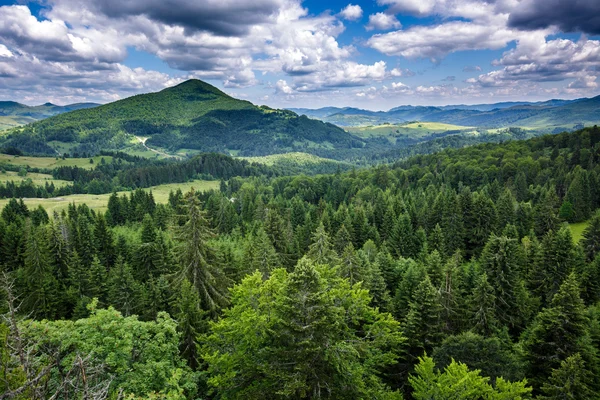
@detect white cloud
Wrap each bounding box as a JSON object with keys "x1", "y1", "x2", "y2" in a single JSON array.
[
  {"x1": 368, "y1": 20, "x2": 517, "y2": 62},
  {"x1": 0, "y1": 44, "x2": 13, "y2": 58},
  {"x1": 366, "y1": 13, "x2": 401, "y2": 31},
  {"x1": 472, "y1": 35, "x2": 600, "y2": 94},
  {"x1": 276, "y1": 79, "x2": 293, "y2": 94},
  {"x1": 339, "y1": 4, "x2": 363, "y2": 21}
]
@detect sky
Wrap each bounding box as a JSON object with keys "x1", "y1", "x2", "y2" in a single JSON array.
[{"x1": 0, "y1": 0, "x2": 599, "y2": 110}]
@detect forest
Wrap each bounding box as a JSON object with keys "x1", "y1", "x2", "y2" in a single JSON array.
[{"x1": 2, "y1": 126, "x2": 600, "y2": 399}]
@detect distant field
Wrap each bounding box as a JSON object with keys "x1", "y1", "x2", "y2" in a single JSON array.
[
  {"x1": 569, "y1": 221, "x2": 589, "y2": 243},
  {"x1": 239, "y1": 152, "x2": 340, "y2": 166},
  {"x1": 0, "y1": 154, "x2": 115, "y2": 170},
  {"x1": 0, "y1": 179, "x2": 219, "y2": 213},
  {"x1": 0, "y1": 171, "x2": 70, "y2": 187},
  {"x1": 346, "y1": 122, "x2": 472, "y2": 142}
]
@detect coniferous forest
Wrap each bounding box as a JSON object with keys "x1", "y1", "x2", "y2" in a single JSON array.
[{"x1": 2, "y1": 126, "x2": 600, "y2": 399}]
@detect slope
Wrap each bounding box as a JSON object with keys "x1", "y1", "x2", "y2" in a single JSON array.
[
  {"x1": 0, "y1": 101, "x2": 99, "y2": 130},
  {"x1": 1, "y1": 80, "x2": 365, "y2": 159}
]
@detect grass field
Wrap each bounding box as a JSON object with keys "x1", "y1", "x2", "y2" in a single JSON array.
[
  {"x1": 0, "y1": 179, "x2": 219, "y2": 213},
  {"x1": 0, "y1": 154, "x2": 115, "y2": 170},
  {"x1": 0, "y1": 171, "x2": 70, "y2": 187},
  {"x1": 238, "y1": 152, "x2": 340, "y2": 166},
  {"x1": 569, "y1": 221, "x2": 589, "y2": 243},
  {"x1": 346, "y1": 122, "x2": 472, "y2": 142}
]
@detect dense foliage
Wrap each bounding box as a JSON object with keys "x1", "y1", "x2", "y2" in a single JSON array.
[{"x1": 2, "y1": 127, "x2": 600, "y2": 398}]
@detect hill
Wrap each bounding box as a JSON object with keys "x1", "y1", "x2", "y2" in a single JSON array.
[
  {"x1": 0, "y1": 101, "x2": 99, "y2": 131},
  {"x1": 0, "y1": 80, "x2": 366, "y2": 160},
  {"x1": 290, "y1": 96, "x2": 599, "y2": 129}
]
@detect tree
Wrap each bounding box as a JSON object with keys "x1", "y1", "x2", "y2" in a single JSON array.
[
  {"x1": 479, "y1": 235, "x2": 524, "y2": 332},
  {"x1": 522, "y1": 272, "x2": 597, "y2": 391},
  {"x1": 432, "y1": 332, "x2": 525, "y2": 384},
  {"x1": 107, "y1": 255, "x2": 142, "y2": 316},
  {"x1": 402, "y1": 275, "x2": 443, "y2": 362},
  {"x1": 21, "y1": 222, "x2": 58, "y2": 319},
  {"x1": 469, "y1": 272, "x2": 499, "y2": 337},
  {"x1": 175, "y1": 279, "x2": 206, "y2": 370},
  {"x1": 409, "y1": 356, "x2": 532, "y2": 400},
  {"x1": 306, "y1": 222, "x2": 338, "y2": 266},
  {"x1": 203, "y1": 259, "x2": 404, "y2": 399},
  {"x1": 539, "y1": 353, "x2": 594, "y2": 400},
  {"x1": 174, "y1": 189, "x2": 230, "y2": 312},
  {"x1": 248, "y1": 227, "x2": 279, "y2": 278},
  {"x1": 582, "y1": 210, "x2": 600, "y2": 262}
]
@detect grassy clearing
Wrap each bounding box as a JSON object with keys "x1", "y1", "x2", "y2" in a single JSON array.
[
  {"x1": 0, "y1": 179, "x2": 219, "y2": 213},
  {"x1": 0, "y1": 154, "x2": 115, "y2": 170},
  {"x1": 0, "y1": 171, "x2": 70, "y2": 187},
  {"x1": 569, "y1": 221, "x2": 589, "y2": 243},
  {"x1": 346, "y1": 122, "x2": 472, "y2": 140},
  {"x1": 238, "y1": 152, "x2": 339, "y2": 166}
]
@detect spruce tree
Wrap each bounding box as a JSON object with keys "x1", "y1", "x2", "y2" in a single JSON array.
[
  {"x1": 522, "y1": 272, "x2": 597, "y2": 391},
  {"x1": 306, "y1": 222, "x2": 338, "y2": 266},
  {"x1": 175, "y1": 279, "x2": 206, "y2": 370},
  {"x1": 402, "y1": 275, "x2": 443, "y2": 362},
  {"x1": 539, "y1": 353, "x2": 594, "y2": 400},
  {"x1": 107, "y1": 255, "x2": 142, "y2": 316},
  {"x1": 479, "y1": 235, "x2": 523, "y2": 332},
  {"x1": 469, "y1": 272, "x2": 499, "y2": 337},
  {"x1": 174, "y1": 189, "x2": 230, "y2": 312}
]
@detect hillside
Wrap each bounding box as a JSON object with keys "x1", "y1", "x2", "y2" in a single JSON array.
[
  {"x1": 0, "y1": 101, "x2": 99, "y2": 131},
  {"x1": 0, "y1": 80, "x2": 366, "y2": 159},
  {"x1": 291, "y1": 96, "x2": 600, "y2": 128}
]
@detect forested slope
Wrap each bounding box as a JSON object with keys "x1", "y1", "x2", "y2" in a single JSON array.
[
  {"x1": 2, "y1": 127, "x2": 600, "y2": 398},
  {"x1": 0, "y1": 80, "x2": 368, "y2": 159}
]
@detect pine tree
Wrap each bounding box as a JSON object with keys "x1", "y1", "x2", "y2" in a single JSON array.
[
  {"x1": 107, "y1": 255, "x2": 142, "y2": 316},
  {"x1": 469, "y1": 273, "x2": 499, "y2": 336},
  {"x1": 522, "y1": 272, "x2": 597, "y2": 391},
  {"x1": 339, "y1": 243, "x2": 363, "y2": 285},
  {"x1": 174, "y1": 189, "x2": 230, "y2": 312},
  {"x1": 175, "y1": 279, "x2": 206, "y2": 370},
  {"x1": 249, "y1": 227, "x2": 279, "y2": 278},
  {"x1": 94, "y1": 213, "x2": 115, "y2": 270},
  {"x1": 402, "y1": 275, "x2": 443, "y2": 362},
  {"x1": 333, "y1": 224, "x2": 352, "y2": 255},
  {"x1": 22, "y1": 222, "x2": 58, "y2": 319},
  {"x1": 582, "y1": 210, "x2": 600, "y2": 262},
  {"x1": 539, "y1": 353, "x2": 594, "y2": 400},
  {"x1": 496, "y1": 188, "x2": 516, "y2": 231},
  {"x1": 306, "y1": 222, "x2": 338, "y2": 265},
  {"x1": 479, "y1": 235, "x2": 523, "y2": 332}
]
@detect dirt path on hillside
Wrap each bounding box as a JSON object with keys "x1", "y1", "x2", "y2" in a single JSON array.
[{"x1": 135, "y1": 136, "x2": 179, "y2": 159}]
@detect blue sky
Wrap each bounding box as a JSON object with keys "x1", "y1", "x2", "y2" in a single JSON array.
[{"x1": 0, "y1": 0, "x2": 599, "y2": 109}]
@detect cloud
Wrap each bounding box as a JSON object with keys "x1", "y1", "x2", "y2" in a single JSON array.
[
  {"x1": 291, "y1": 60, "x2": 388, "y2": 91},
  {"x1": 471, "y1": 35, "x2": 600, "y2": 94},
  {"x1": 60, "y1": 0, "x2": 286, "y2": 37},
  {"x1": 463, "y1": 65, "x2": 482, "y2": 72},
  {"x1": 276, "y1": 79, "x2": 293, "y2": 94},
  {"x1": 366, "y1": 13, "x2": 401, "y2": 31},
  {"x1": 0, "y1": 44, "x2": 13, "y2": 58},
  {"x1": 368, "y1": 21, "x2": 517, "y2": 62},
  {"x1": 377, "y1": 0, "x2": 437, "y2": 17},
  {"x1": 443, "y1": 76, "x2": 456, "y2": 81},
  {"x1": 339, "y1": 4, "x2": 363, "y2": 21},
  {"x1": 508, "y1": 0, "x2": 600, "y2": 35}
]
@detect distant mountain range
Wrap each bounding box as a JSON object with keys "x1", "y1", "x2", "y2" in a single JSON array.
[
  {"x1": 288, "y1": 96, "x2": 600, "y2": 128},
  {"x1": 0, "y1": 101, "x2": 100, "y2": 130},
  {"x1": 0, "y1": 80, "x2": 370, "y2": 159}
]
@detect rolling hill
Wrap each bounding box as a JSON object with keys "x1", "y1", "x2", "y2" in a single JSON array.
[
  {"x1": 0, "y1": 80, "x2": 367, "y2": 159},
  {"x1": 0, "y1": 101, "x2": 99, "y2": 131},
  {"x1": 290, "y1": 96, "x2": 599, "y2": 128}
]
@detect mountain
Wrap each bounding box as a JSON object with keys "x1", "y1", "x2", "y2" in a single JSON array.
[
  {"x1": 0, "y1": 101, "x2": 100, "y2": 131},
  {"x1": 0, "y1": 80, "x2": 367, "y2": 159},
  {"x1": 291, "y1": 96, "x2": 598, "y2": 128}
]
